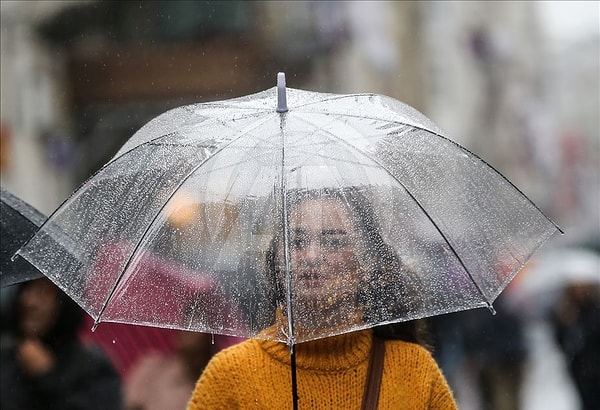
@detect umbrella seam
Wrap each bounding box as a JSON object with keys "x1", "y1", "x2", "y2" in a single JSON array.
[
  {"x1": 93, "y1": 115, "x2": 275, "y2": 325},
  {"x1": 285, "y1": 107, "x2": 560, "y2": 234},
  {"x1": 279, "y1": 112, "x2": 296, "y2": 348},
  {"x1": 292, "y1": 114, "x2": 495, "y2": 305}
]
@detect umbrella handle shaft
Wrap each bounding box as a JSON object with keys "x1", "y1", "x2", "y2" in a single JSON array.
[{"x1": 291, "y1": 347, "x2": 298, "y2": 410}]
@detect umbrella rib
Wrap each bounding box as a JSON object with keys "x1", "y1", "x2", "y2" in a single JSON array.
[
  {"x1": 278, "y1": 110, "x2": 300, "y2": 410},
  {"x1": 298, "y1": 110, "x2": 562, "y2": 233},
  {"x1": 279, "y1": 113, "x2": 296, "y2": 348},
  {"x1": 93, "y1": 115, "x2": 275, "y2": 325},
  {"x1": 15, "y1": 128, "x2": 209, "y2": 257},
  {"x1": 200, "y1": 140, "x2": 369, "y2": 174},
  {"x1": 293, "y1": 95, "x2": 443, "y2": 135},
  {"x1": 109, "y1": 104, "x2": 270, "y2": 163},
  {"x1": 290, "y1": 92, "x2": 378, "y2": 109},
  {"x1": 293, "y1": 115, "x2": 497, "y2": 306}
]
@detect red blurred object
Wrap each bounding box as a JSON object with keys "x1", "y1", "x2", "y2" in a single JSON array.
[
  {"x1": 79, "y1": 317, "x2": 177, "y2": 379},
  {"x1": 77, "y1": 240, "x2": 239, "y2": 379}
]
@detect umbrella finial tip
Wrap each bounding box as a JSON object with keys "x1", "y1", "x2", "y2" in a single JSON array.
[{"x1": 276, "y1": 72, "x2": 288, "y2": 113}]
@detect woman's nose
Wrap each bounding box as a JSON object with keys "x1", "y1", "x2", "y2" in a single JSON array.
[{"x1": 301, "y1": 243, "x2": 323, "y2": 265}]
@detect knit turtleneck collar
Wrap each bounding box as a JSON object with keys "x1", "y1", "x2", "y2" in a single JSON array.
[{"x1": 258, "y1": 329, "x2": 373, "y2": 372}]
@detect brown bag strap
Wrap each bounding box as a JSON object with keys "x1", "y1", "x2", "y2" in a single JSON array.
[{"x1": 361, "y1": 336, "x2": 385, "y2": 410}]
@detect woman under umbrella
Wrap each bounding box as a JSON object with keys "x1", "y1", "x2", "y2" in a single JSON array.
[{"x1": 187, "y1": 187, "x2": 457, "y2": 409}]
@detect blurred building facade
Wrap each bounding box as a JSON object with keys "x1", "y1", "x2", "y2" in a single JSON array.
[
  {"x1": 1, "y1": 0, "x2": 598, "y2": 241},
  {"x1": 1, "y1": 0, "x2": 76, "y2": 213}
]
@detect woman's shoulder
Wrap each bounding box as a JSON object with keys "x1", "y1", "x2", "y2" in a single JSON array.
[
  {"x1": 383, "y1": 339, "x2": 438, "y2": 367},
  {"x1": 205, "y1": 338, "x2": 263, "y2": 368},
  {"x1": 384, "y1": 338, "x2": 432, "y2": 354},
  {"x1": 196, "y1": 337, "x2": 267, "y2": 393}
]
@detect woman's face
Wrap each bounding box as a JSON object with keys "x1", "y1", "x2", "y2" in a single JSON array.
[{"x1": 288, "y1": 197, "x2": 364, "y2": 309}]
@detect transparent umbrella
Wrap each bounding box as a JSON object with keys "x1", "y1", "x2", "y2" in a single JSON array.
[{"x1": 16, "y1": 71, "x2": 561, "y2": 354}]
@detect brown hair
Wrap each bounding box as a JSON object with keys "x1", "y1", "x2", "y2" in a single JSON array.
[{"x1": 266, "y1": 186, "x2": 429, "y2": 347}]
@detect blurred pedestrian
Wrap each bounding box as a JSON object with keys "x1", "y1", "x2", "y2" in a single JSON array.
[
  {"x1": 460, "y1": 293, "x2": 528, "y2": 410},
  {"x1": 428, "y1": 312, "x2": 467, "y2": 395},
  {"x1": 0, "y1": 277, "x2": 122, "y2": 410},
  {"x1": 550, "y1": 282, "x2": 600, "y2": 410},
  {"x1": 124, "y1": 330, "x2": 214, "y2": 410},
  {"x1": 124, "y1": 329, "x2": 242, "y2": 410}
]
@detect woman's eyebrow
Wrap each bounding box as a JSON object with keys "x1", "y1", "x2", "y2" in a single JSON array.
[
  {"x1": 321, "y1": 229, "x2": 347, "y2": 235},
  {"x1": 291, "y1": 227, "x2": 308, "y2": 235}
]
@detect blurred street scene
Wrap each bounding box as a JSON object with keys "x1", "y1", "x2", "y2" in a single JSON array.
[{"x1": 1, "y1": 1, "x2": 598, "y2": 409}]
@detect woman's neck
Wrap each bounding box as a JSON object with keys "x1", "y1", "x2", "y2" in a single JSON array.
[
  {"x1": 260, "y1": 328, "x2": 373, "y2": 371},
  {"x1": 275, "y1": 305, "x2": 363, "y2": 342}
]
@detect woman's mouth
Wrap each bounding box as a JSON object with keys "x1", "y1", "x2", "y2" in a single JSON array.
[{"x1": 297, "y1": 270, "x2": 334, "y2": 289}]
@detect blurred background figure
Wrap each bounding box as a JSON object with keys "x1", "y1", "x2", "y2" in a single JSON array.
[
  {"x1": 0, "y1": 277, "x2": 122, "y2": 410},
  {"x1": 124, "y1": 330, "x2": 237, "y2": 410},
  {"x1": 461, "y1": 293, "x2": 528, "y2": 410},
  {"x1": 429, "y1": 289, "x2": 528, "y2": 410},
  {"x1": 78, "y1": 317, "x2": 179, "y2": 380},
  {"x1": 549, "y1": 282, "x2": 600, "y2": 410}
]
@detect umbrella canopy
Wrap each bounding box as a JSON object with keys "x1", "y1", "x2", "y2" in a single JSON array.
[
  {"x1": 1, "y1": 189, "x2": 45, "y2": 287},
  {"x1": 16, "y1": 73, "x2": 561, "y2": 345}
]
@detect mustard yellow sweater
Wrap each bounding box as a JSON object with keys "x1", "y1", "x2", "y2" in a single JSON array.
[{"x1": 187, "y1": 329, "x2": 457, "y2": 409}]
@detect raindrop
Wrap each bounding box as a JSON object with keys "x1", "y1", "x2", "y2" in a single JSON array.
[{"x1": 112, "y1": 339, "x2": 116, "y2": 344}]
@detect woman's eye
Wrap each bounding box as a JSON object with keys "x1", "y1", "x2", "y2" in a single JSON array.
[
  {"x1": 322, "y1": 236, "x2": 349, "y2": 250},
  {"x1": 291, "y1": 236, "x2": 307, "y2": 249}
]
